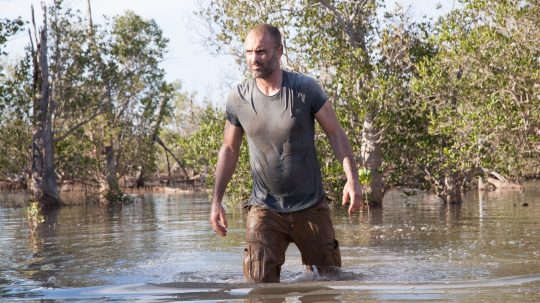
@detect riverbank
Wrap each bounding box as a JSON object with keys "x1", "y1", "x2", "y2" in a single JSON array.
[{"x1": 0, "y1": 183, "x2": 209, "y2": 207}]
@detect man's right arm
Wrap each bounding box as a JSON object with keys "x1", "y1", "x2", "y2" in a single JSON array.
[{"x1": 210, "y1": 120, "x2": 244, "y2": 237}]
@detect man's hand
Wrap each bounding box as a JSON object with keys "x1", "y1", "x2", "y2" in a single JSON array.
[
  {"x1": 342, "y1": 179, "x2": 363, "y2": 215},
  {"x1": 210, "y1": 202, "x2": 228, "y2": 236}
]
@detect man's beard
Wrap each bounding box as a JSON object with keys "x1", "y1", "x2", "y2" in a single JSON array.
[{"x1": 251, "y1": 54, "x2": 279, "y2": 79}]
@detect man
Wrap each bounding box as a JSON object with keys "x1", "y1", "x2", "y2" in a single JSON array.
[{"x1": 210, "y1": 24, "x2": 362, "y2": 283}]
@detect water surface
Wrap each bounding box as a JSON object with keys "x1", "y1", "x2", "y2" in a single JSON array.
[{"x1": 1, "y1": 183, "x2": 539, "y2": 302}]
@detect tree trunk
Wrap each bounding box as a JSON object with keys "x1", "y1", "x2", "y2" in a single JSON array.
[
  {"x1": 442, "y1": 174, "x2": 463, "y2": 204},
  {"x1": 156, "y1": 136, "x2": 194, "y2": 189},
  {"x1": 360, "y1": 114, "x2": 384, "y2": 206},
  {"x1": 98, "y1": 143, "x2": 124, "y2": 203},
  {"x1": 136, "y1": 166, "x2": 145, "y2": 188},
  {"x1": 28, "y1": 6, "x2": 62, "y2": 209},
  {"x1": 135, "y1": 96, "x2": 170, "y2": 188},
  {"x1": 165, "y1": 149, "x2": 171, "y2": 186},
  {"x1": 85, "y1": 0, "x2": 126, "y2": 204},
  {"x1": 29, "y1": 126, "x2": 44, "y2": 201}
]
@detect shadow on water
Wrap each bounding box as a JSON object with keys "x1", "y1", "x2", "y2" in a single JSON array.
[{"x1": 1, "y1": 183, "x2": 540, "y2": 302}]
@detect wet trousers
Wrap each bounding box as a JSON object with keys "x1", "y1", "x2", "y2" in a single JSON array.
[{"x1": 243, "y1": 200, "x2": 341, "y2": 283}]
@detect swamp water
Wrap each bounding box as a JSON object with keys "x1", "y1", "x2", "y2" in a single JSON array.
[{"x1": 1, "y1": 183, "x2": 539, "y2": 302}]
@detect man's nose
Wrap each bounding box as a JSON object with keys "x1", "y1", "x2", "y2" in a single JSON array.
[
  {"x1": 253, "y1": 51, "x2": 264, "y2": 60},
  {"x1": 249, "y1": 56, "x2": 260, "y2": 65},
  {"x1": 247, "y1": 52, "x2": 258, "y2": 62}
]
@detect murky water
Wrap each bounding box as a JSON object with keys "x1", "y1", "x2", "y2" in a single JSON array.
[{"x1": 1, "y1": 183, "x2": 539, "y2": 302}]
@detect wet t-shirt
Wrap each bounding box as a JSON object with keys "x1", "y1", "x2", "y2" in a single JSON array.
[{"x1": 226, "y1": 70, "x2": 327, "y2": 212}]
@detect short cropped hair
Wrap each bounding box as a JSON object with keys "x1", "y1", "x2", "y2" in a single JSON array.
[{"x1": 249, "y1": 24, "x2": 283, "y2": 48}]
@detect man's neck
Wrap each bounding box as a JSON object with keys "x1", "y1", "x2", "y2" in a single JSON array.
[{"x1": 255, "y1": 69, "x2": 283, "y2": 96}]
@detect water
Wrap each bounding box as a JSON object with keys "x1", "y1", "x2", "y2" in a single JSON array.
[{"x1": 1, "y1": 183, "x2": 539, "y2": 302}]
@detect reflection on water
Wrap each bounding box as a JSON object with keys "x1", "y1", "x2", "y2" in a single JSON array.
[{"x1": 0, "y1": 182, "x2": 539, "y2": 302}]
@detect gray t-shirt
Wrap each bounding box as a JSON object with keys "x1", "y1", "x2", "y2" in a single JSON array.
[{"x1": 226, "y1": 70, "x2": 327, "y2": 212}]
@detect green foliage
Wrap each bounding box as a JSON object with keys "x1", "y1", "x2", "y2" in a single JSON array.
[
  {"x1": 0, "y1": 119, "x2": 31, "y2": 176},
  {"x1": 0, "y1": 17, "x2": 28, "y2": 178},
  {"x1": 0, "y1": 17, "x2": 27, "y2": 118},
  {"x1": 173, "y1": 103, "x2": 251, "y2": 207},
  {"x1": 0, "y1": 17, "x2": 24, "y2": 57},
  {"x1": 54, "y1": 128, "x2": 97, "y2": 183},
  {"x1": 0, "y1": 4, "x2": 174, "y2": 203},
  {"x1": 411, "y1": 0, "x2": 540, "y2": 194},
  {"x1": 45, "y1": 7, "x2": 174, "y2": 196},
  {"x1": 358, "y1": 167, "x2": 372, "y2": 186},
  {"x1": 83, "y1": 10, "x2": 173, "y2": 186}
]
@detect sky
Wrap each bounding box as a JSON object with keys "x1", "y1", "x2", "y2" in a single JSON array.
[{"x1": 1, "y1": 0, "x2": 455, "y2": 104}]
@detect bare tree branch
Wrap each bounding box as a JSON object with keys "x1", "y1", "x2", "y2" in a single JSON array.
[
  {"x1": 53, "y1": 108, "x2": 103, "y2": 143},
  {"x1": 317, "y1": 0, "x2": 367, "y2": 50}
]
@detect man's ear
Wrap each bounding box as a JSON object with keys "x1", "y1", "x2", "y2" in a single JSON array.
[{"x1": 277, "y1": 44, "x2": 284, "y2": 57}]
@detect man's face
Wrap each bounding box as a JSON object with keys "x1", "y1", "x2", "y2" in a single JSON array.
[{"x1": 244, "y1": 30, "x2": 281, "y2": 79}]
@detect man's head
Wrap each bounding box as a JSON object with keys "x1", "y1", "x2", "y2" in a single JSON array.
[{"x1": 244, "y1": 24, "x2": 283, "y2": 79}]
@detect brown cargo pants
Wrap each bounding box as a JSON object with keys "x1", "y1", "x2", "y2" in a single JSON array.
[{"x1": 243, "y1": 200, "x2": 341, "y2": 283}]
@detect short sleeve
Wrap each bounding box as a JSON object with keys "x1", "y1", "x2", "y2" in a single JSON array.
[
  {"x1": 225, "y1": 89, "x2": 242, "y2": 127},
  {"x1": 303, "y1": 76, "x2": 328, "y2": 115}
]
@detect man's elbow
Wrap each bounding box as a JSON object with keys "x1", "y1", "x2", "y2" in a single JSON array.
[{"x1": 219, "y1": 144, "x2": 240, "y2": 159}]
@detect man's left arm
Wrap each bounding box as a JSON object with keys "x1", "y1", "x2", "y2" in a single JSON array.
[{"x1": 315, "y1": 101, "x2": 363, "y2": 215}]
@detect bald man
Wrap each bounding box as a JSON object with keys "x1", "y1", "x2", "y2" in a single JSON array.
[{"x1": 210, "y1": 24, "x2": 362, "y2": 283}]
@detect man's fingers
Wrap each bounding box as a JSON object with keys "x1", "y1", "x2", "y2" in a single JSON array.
[
  {"x1": 348, "y1": 203, "x2": 355, "y2": 216},
  {"x1": 211, "y1": 216, "x2": 227, "y2": 236},
  {"x1": 220, "y1": 213, "x2": 228, "y2": 229},
  {"x1": 342, "y1": 189, "x2": 350, "y2": 206},
  {"x1": 348, "y1": 201, "x2": 360, "y2": 216},
  {"x1": 344, "y1": 191, "x2": 358, "y2": 215},
  {"x1": 210, "y1": 204, "x2": 228, "y2": 237},
  {"x1": 345, "y1": 189, "x2": 362, "y2": 216}
]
